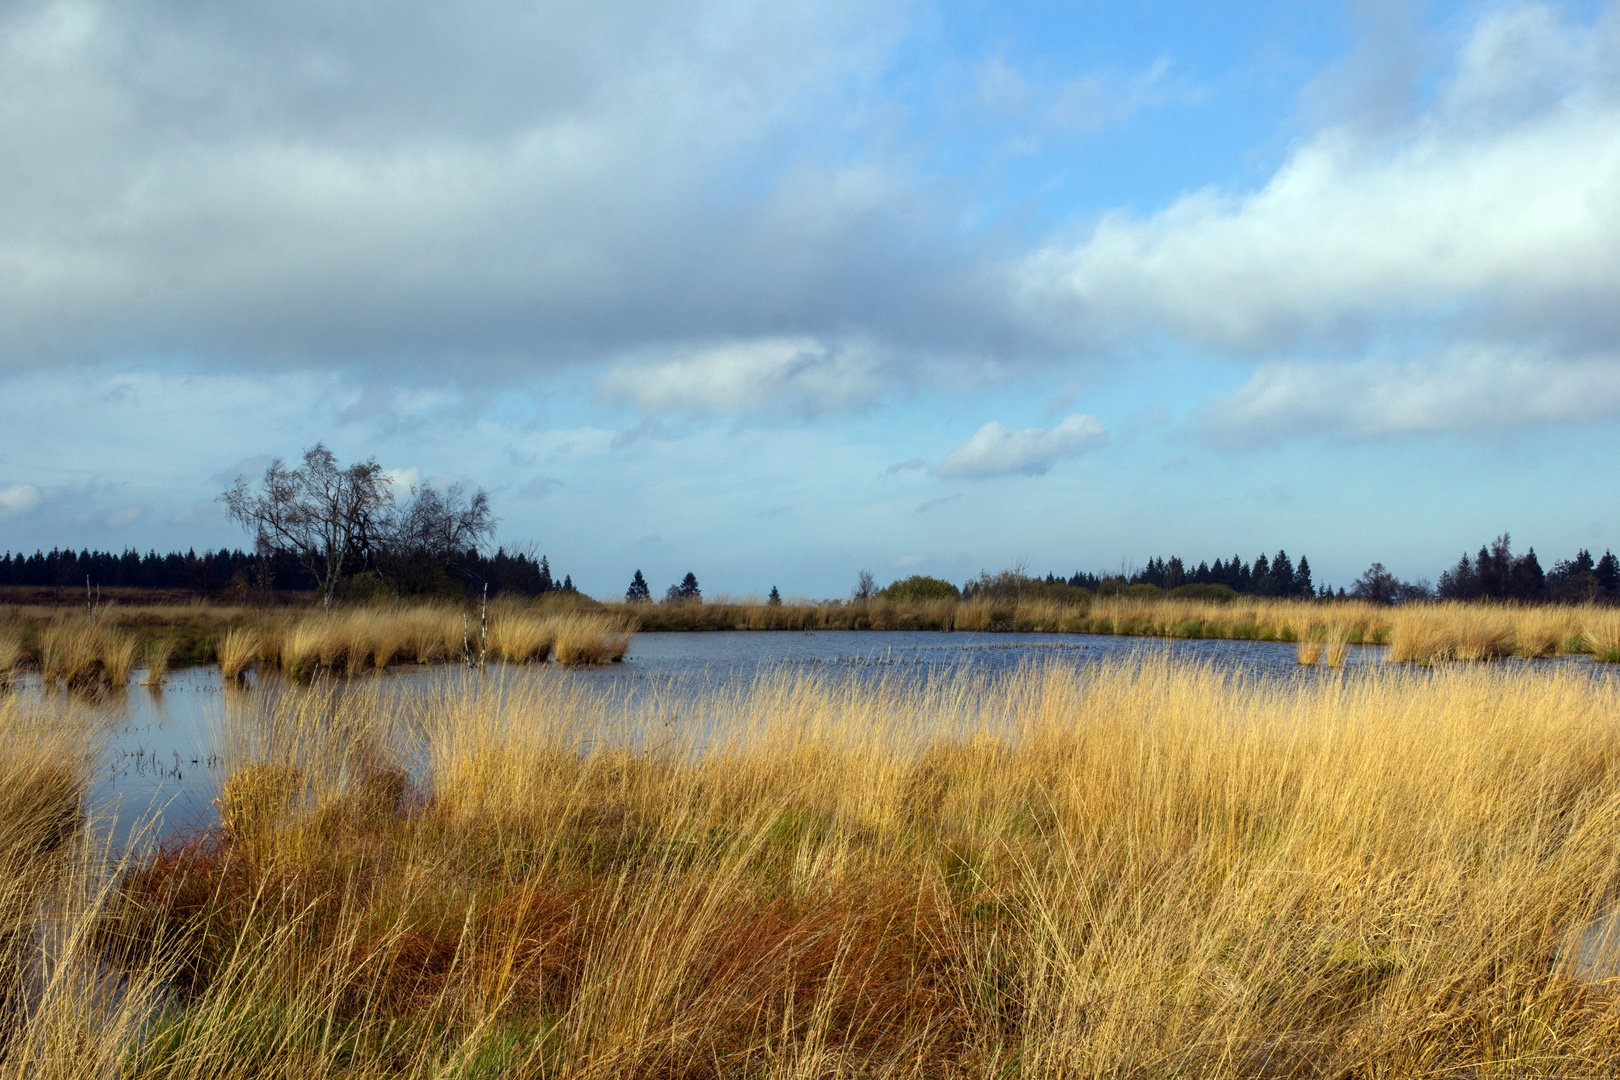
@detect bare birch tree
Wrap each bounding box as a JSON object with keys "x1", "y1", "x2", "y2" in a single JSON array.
[{"x1": 221, "y1": 443, "x2": 393, "y2": 613}]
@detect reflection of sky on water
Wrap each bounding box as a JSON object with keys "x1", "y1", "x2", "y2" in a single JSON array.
[{"x1": 13, "y1": 629, "x2": 1620, "y2": 846}]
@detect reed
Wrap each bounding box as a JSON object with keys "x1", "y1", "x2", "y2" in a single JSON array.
[
  {"x1": 1295, "y1": 639, "x2": 1323, "y2": 665},
  {"x1": 281, "y1": 622, "x2": 325, "y2": 682}
]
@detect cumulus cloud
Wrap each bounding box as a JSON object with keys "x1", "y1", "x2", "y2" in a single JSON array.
[
  {"x1": 0, "y1": 483, "x2": 43, "y2": 517},
  {"x1": 1014, "y1": 4, "x2": 1620, "y2": 434},
  {"x1": 1022, "y1": 6, "x2": 1620, "y2": 356},
  {"x1": 936, "y1": 414, "x2": 1106, "y2": 479},
  {"x1": 1204, "y1": 347, "x2": 1620, "y2": 444}
]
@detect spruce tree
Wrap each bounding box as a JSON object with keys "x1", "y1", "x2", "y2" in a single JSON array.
[
  {"x1": 1293, "y1": 555, "x2": 1313, "y2": 597},
  {"x1": 768, "y1": 585, "x2": 782, "y2": 606},
  {"x1": 625, "y1": 570, "x2": 651, "y2": 602},
  {"x1": 677, "y1": 572, "x2": 701, "y2": 600},
  {"x1": 1598, "y1": 551, "x2": 1620, "y2": 593}
]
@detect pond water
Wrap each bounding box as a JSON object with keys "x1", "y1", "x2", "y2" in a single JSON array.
[{"x1": 10, "y1": 628, "x2": 1615, "y2": 845}]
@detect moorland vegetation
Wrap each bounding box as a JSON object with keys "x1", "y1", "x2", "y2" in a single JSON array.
[{"x1": 7, "y1": 659, "x2": 1620, "y2": 1075}]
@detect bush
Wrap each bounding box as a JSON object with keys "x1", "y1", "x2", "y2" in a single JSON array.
[
  {"x1": 878, "y1": 576, "x2": 961, "y2": 602},
  {"x1": 1124, "y1": 583, "x2": 1164, "y2": 601},
  {"x1": 1170, "y1": 583, "x2": 1239, "y2": 604}
]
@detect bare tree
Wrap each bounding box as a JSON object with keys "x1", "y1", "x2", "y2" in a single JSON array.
[
  {"x1": 853, "y1": 569, "x2": 876, "y2": 600},
  {"x1": 389, "y1": 482, "x2": 496, "y2": 565},
  {"x1": 221, "y1": 443, "x2": 393, "y2": 613}
]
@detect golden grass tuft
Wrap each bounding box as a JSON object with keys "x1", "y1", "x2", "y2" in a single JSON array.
[
  {"x1": 488, "y1": 607, "x2": 556, "y2": 663},
  {"x1": 1588, "y1": 610, "x2": 1620, "y2": 662},
  {"x1": 552, "y1": 611, "x2": 634, "y2": 665},
  {"x1": 37, "y1": 618, "x2": 138, "y2": 688},
  {"x1": 1295, "y1": 637, "x2": 1323, "y2": 665},
  {"x1": 139, "y1": 637, "x2": 173, "y2": 686},
  {"x1": 217, "y1": 627, "x2": 259, "y2": 680}
]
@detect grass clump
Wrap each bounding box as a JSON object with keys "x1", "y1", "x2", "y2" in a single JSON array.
[
  {"x1": 139, "y1": 637, "x2": 173, "y2": 686},
  {"x1": 37, "y1": 618, "x2": 138, "y2": 689},
  {"x1": 552, "y1": 612, "x2": 634, "y2": 666}
]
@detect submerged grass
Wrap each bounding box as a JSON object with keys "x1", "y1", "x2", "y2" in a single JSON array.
[{"x1": 10, "y1": 659, "x2": 1620, "y2": 1075}]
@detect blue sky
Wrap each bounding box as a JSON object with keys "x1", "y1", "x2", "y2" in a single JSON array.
[{"x1": 2, "y1": 0, "x2": 1618, "y2": 597}]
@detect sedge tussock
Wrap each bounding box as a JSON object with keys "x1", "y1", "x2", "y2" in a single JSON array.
[
  {"x1": 488, "y1": 606, "x2": 555, "y2": 663},
  {"x1": 552, "y1": 612, "x2": 634, "y2": 666},
  {"x1": 139, "y1": 637, "x2": 173, "y2": 686},
  {"x1": 36, "y1": 618, "x2": 138, "y2": 688},
  {"x1": 216, "y1": 627, "x2": 258, "y2": 680}
]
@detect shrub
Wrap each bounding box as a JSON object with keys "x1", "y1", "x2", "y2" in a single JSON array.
[{"x1": 877, "y1": 575, "x2": 961, "y2": 602}]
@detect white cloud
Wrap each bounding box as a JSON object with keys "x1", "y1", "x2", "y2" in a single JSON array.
[
  {"x1": 382, "y1": 466, "x2": 423, "y2": 498},
  {"x1": 1017, "y1": 4, "x2": 1620, "y2": 384},
  {"x1": 936, "y1": 414, "x2": 1106, "y2": 480},
  {"x1": 600, "y1": 336, "x2": 888, "y2": 415},
  {"x1": 1205, "y1": 347, "x2": 1620, "y2": 444},
  {"x1": 0, "y1": 483, "x2": 42, "y2": 516}
]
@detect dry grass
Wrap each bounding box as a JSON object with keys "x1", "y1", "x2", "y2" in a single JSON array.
[
  {"x1": 0, "y1": 659, "x2": 1611, "y2": 1076},
  {"x1": 0, "y1": 635, "x2": 18, "y2": 688},
  {"x1": 139, "y1": 637, "x2": 173, "y2": 686},
  {"x1": 215, "y1": 627, "x2": 258, "y2": 681},
  {"x1": 552, "y1": 611, "x2": 634, "y2": 665},
  {"x1": 36, "y1": 618, "x2": 138, "y2": 689}
]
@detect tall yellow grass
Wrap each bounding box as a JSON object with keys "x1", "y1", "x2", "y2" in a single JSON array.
[
  {"x1": 216, "y1": 627, "x2": 258, "y2": 680},
  {"x1": 2, "y1": 659, "x2": 1609, "y2": 1076},
  {"x1": 551, "y1": 611, "x2": 634, "y2": 665},
  {"x1": 36, "y1": 618, "x2": 137, "y2": 688}
]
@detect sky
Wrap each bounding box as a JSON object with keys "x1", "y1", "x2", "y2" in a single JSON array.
[{"x1": 2, "y1": 0, "x2": 1618, "y2": 598}]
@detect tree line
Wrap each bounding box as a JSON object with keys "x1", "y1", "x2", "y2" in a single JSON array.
[{"x1": 0, "y1": 545, "x2": 570, "y2": 600}]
